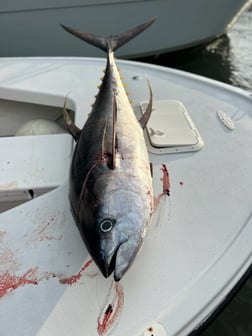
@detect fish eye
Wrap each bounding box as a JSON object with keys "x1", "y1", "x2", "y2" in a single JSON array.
[{"x1": 99, "y1": 218, "x2": 114, "y2": 233}]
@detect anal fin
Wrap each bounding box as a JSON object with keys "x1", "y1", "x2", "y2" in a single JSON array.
[{"x1": 138, "y1": 79, "x2": 153, "y2": 129}]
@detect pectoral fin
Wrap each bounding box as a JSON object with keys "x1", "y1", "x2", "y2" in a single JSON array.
[{"x1": 63, "y1": 96, "x2": 81, "y2": 141}]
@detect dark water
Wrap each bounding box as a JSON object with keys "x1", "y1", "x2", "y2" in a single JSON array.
[
  {"x1": 142, "y1": 6, "x2": 252, "y2": 93},
  {"x1": 140, "y1": 6, "x2": 252, "y2": 336}
]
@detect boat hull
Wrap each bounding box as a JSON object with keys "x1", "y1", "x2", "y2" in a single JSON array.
[{"x1": 0, "y1": 0, "x2": 251, "y2": 57}]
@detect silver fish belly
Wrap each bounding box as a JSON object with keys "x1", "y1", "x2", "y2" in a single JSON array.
[{"x1": 62, "y1": 18, "x2": 156, "y2": 281}]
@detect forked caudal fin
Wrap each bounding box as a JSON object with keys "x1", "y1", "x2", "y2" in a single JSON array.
[{"x1": 60, "y1": 17, "x2": 156, "y2": 52}]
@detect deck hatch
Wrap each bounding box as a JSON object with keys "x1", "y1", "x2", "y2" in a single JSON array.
[{"x1": 138, "y1": 100, "x2": 204, "y2": 154}]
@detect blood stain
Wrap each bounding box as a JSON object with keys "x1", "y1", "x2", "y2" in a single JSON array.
[
  {"x1": 0, "y1": 267, "x2": 39, "y2": 298},
  {"x1": 97, "y1": 282, "x2": 124, "y2": 336},
  {"x1": 154, "y1": 164, "x2": 171, "y2": 208},
  {"x1": 99, "y1": 304, "x2": 113, "y2": 332},
  {"x1": 36, "y1": 219, "x2": 63, "y2": 241},
  {"x1": 59, "y1": 259, "x2": 93, "y2": 285},
  {"x1": 179, "y1": 181, "x2": 184, "y2": 186},
  {"x1": 26, "y1": 208, "x2": 66, "y2": 244},
  {"x1": 0, "y1": 259, "x2": 94, "y2": 299},
  {"x1": 161, "y1": 164, "x2": 170, "y2": 196}
]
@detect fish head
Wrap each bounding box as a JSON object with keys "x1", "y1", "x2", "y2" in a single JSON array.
[
  {"x1": 96, "y1": 214, "x2": 144, "y2": 282},
  {"x1": 78, "y1": 189, "x2": 148, "y2": 282}
]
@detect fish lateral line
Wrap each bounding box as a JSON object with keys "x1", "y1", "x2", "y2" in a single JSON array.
[
  {"x1": 77, "y1": 155, "x2": 108, "y2": 218},
  {"x1": 77, "y1": 148, "x2": 120, "y2": 216}
]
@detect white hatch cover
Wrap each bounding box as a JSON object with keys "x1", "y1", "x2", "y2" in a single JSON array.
[{"x1": 139, "y1": 100, "x2": 204, "y2": 154}]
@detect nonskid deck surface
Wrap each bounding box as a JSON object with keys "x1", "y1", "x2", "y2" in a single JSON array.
[{"x1": 0, "y1": 58, "x2": 251, "y2": 336}]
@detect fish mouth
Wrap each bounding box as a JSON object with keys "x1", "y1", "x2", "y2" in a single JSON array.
[
  {"x1": 99, "y1": 242, "x2": 133, "y2": 282},
  {"x1": 99, "y1": 245, "x2": 121, "y2": 279}
]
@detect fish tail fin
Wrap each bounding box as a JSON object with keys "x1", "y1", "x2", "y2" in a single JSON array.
[{"x1": 60, "y1": 17, "x2": 156, "y2": 53}]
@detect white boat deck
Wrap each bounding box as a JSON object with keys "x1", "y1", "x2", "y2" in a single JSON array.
[{"x1": 0, "y1": 57, "x2": 251, "y2": 336}]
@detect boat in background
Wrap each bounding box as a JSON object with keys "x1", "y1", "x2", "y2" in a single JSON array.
[
  {"x1": 0, "y1": 0, "x2": 252, "y2": 58},
  {"x1": 0, "y1": 57, "x2": 251, "y2": 336}
]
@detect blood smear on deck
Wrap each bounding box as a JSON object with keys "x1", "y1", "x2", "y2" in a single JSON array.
[
  {"x1": 97, "y1": 282, "x2": 124, "y2": 336},
  {"x1": 0, "y1": 268, "x2": 39, "y2": 298},
  {"x1": 161, "y1": 164, "x2": 170, "y2": 196},
  {"x1": 59, "y1": 259, "x2": 93, "y2": 285}
]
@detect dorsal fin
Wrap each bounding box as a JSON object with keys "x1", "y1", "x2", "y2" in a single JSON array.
[
  {"x1": 138, "y1": 79, "x2": 153, "y2": 129},
  {"x1": 63, "y1": 96, "x2": 81, "y2": 141},
  {"x1": 61, "y1": 17, "x2": 156, "y2": 53},
  {"x1": 106, "y1": 93, "x2": 117, "y2": 170}
]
